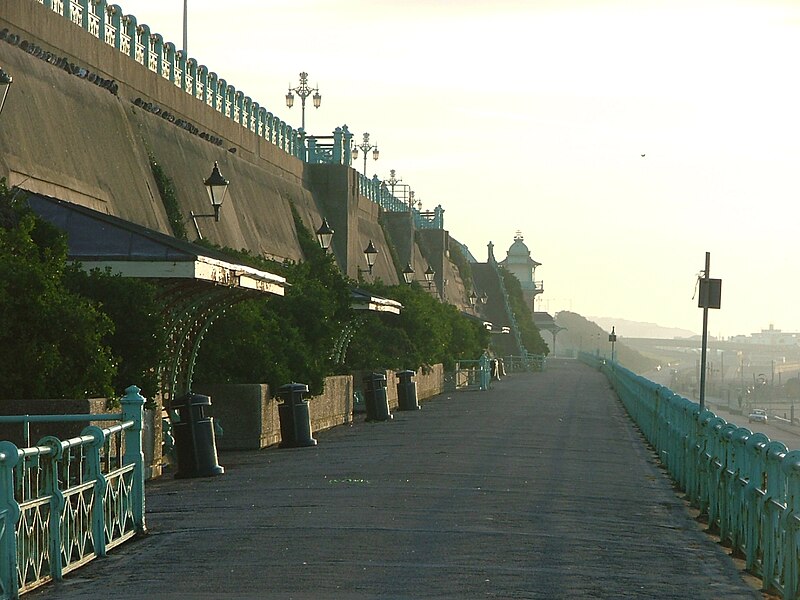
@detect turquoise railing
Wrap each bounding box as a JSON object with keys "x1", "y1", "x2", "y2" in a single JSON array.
[
  {"x1": 584, "y1": 354, "x2": 800, "y2": 599},
  {"x1": 454, "y1": 354, "x2": 491, "y2": 391},
  {"x1": 504, "y1": 354, "x2": 546, "y2": 372},
  {"x1": 0, "y1": 386, "x2": 146, "y2": 598},
  {"x1": 26, "y1": 0, "x2": 447, "y2": 223}
]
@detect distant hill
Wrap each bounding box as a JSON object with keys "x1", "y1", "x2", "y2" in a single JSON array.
[
  {"x1": 553, "y1": 312, "x2": 659, "y2": 374},
  {"x1": 587, "y1": 317, "x2": 697, "y2": 340}
]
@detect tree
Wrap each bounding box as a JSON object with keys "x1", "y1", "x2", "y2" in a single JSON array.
[{"x1": 0, "y1": 181, "x2": 116, "y2": 399}]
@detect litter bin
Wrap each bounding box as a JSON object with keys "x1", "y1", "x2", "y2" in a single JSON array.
[
  {"x1": 278, "y1": 383, "x2": 317, "y2": 448},
  {"x1": 171, "y1": 392, "x2": 224, "y2": 479},
  {"x1": 396, "y1": 370, "x2": 420, "y2": 411},
  {"x1": 363, "y1": 373, "x2": 392, "y2": 422}
]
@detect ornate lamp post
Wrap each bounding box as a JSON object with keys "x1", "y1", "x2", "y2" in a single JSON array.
[
  {"x1": 351, "y1": 132, "x2": 379, "y2": 175},
  {"x1": 285, "y1": 72, "x2": 321, "y2": 131}
]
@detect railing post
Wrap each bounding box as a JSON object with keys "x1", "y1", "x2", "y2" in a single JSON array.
[
  {"x1": 38, "y1": 436, "x2": 65, "y2": 583},
  {"x1": 0, "y1": 441, "x2": 21, "y2": 600},
  {"x1": 82, "y1": 425, "x2": 108, "y2": 558},
  {"x1": 121, "y1": 386, "x2": 147, "y2": 534},
  {"x1": 781, "y1": 450, "x2": 800, "y2": 598},
  {"x1": 342, "y1": 125, "x2": 353, "y2": 166}
]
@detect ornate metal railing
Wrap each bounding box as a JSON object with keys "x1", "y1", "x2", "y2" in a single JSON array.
[
  {"x1": 454, "y1": 354, "x2": 491, "y2": 391},
  {"x1": 585, "y1": 355, "x2": 800, "y2": 599},
  {"x1": 0, "y1": 386, "x2": 146, "y2": 598},
  {"x1": 27, "y1": 0, "x2": 447, "y2": 225}
]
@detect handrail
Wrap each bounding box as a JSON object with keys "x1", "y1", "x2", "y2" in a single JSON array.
[
  {"x1": 0, "y1": 385, "x2": 146, "y2": 598},
  {"x1": 582, "y1": 353, "x2": 800, "y2": 599}
]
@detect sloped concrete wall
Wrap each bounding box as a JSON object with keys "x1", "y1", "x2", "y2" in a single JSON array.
[{"x1": 0, "y1": 2, "x2": 399, "y2": 281}]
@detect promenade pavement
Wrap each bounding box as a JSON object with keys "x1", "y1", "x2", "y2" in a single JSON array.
[{"x1": 30, "y1": 359, "x2": 763, "y2": 599}]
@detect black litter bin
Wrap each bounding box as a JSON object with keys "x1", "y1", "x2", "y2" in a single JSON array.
[
  {"x1": 171, "y1": 392, "x2": 224, "y2": 479},
  {"x1": 278, "y1": 383, "x2": 317, "y2": 448},
  {"x1": 363, "y1": 373, "x2": 392, "y2": 422},
  {"x1": 396, "y1": 370, "x2": 420, "y2": 411}
]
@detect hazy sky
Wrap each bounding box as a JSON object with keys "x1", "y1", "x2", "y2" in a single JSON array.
[{"x1": 125, "y1": 0, "x2": 800, "y2": 338}]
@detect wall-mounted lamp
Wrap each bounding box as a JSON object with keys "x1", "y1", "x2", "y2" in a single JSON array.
[
  {"x1": 0, "y1": 67, "x2": 13, "y2": 117},
  {"x1": 469, "y1": 291, "x2": 478, "y2": 307},
  {"x1": 191, "y1": 161, "x2": 230, "y2": 240},
  {"x1": 480, "y1": 291, "x2": 488, "y2": 304},
  {"x1": 402, "y1": 263, "x2": 435, "y2": 288},
  {"x1": 359, "y1": 240, "x2": 378, "y2": 276},
  {"x1": 315, "y1": 218, "x2": 334, "y2": 253}
]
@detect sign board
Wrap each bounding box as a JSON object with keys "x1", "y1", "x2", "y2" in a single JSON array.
[{"x1": 698, "y1": 278, "x2": 722, "y2": 309}]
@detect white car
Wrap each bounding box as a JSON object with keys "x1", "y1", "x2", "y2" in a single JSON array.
[{"x1": 748, "y1": 409, "x2": 768, "y2": 424}]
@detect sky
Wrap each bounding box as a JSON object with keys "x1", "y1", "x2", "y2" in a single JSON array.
[{"x1": 124, "y1": 0, "x2": 800, "y2": 338}]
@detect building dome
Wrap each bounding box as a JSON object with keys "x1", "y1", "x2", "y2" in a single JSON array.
[{"x1": 503, "y1": 232, "x2": 540, "y2": 267}]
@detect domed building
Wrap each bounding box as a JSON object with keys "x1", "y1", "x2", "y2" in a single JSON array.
[{"x1": 499, "y1": 232, "x2": 543, "y2": 311}]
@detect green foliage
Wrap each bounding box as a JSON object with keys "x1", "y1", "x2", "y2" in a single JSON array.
[
  {"x1": 448, "y1": 239, "x2": 473, "y2": 290},
  {"x1": 0, "y1": 180, "x2": 116, "y2": 399},
  {"x1": 499, "y1": 267, "x2": 549, "y2": 356},
  {"x1": 193, "y1": 209, "x2": 354, "y2": 395},
  {"x1": 346, "y1": 282, "x2": 490, "y2": 371},
  {"x1": 64, "y1": 267, "x2": 166, "y2": 399},
  {"x1": 149, "y1": 155, "x2": 188, "y2": 240}
]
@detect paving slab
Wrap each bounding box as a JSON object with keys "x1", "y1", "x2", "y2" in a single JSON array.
[{"x1": 30, "y1": 359, "x2": 763, "y2": 599}]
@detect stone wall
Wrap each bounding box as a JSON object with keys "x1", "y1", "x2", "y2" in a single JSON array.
[
  {"x1": 0, "y1": 397, "x2": 111, "y2": 447},
  {"x1": 197, "y1": 375, "x2": 354, "y2": 451},
  {"x1": 197, "y1": 366, "x2": 443, "y2": 451}
]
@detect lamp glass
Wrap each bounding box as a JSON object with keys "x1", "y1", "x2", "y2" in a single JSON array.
[
  {"x1": 402, "y1": 263, "x2": 415, "y2": 285},
  {"x1": 351, "y1": 146, "x2": 359, "y2": 160},
  {"x1": 204, "y1": 162, "x2": 230, "y2": 210},
  {"x1": 316, "y1": 219, "x2": 334, "y2": 251},
  {"x1": 424, "y1": 265, "x2": 435, "y2": 283},
  {"x1": 372, "y1": 148, "x2": 380, "y2": 160},
  {"x1": 364, "y1": 241, "x2": 378, "y2": 268},
  {"x1": 313, "y1": 92, "x2": 321, "y2": 108},
  {"x1": 285, "y1": 92, "x2": 294, "y2": 108}
]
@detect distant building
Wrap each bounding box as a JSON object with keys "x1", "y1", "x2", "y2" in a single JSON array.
[
  {"x1": 499, "y1": 232, "x2": 543, "y2": 311},
  {"x1": 729, "y1": 324, "x2": 799, "y2": 346}
]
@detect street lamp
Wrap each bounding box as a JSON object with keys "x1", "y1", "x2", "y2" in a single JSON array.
[
  {"x1": 285, "y1": 72, "x2": 321, "y2": 131},
  {"x1": 315, "y1": 218, "x2": 334, "y2": 253},
  {"x1": 401, "y1": 263, "x2": 435, "y2": 289},
  {"x1": 0, "y1": 67, "x2": 12, "y2": 117},
  {"x1": 359, "y1": 240, "x2": 378, "y2": 276},
  {"x1": 351, "y1": 132, "x2": 379, "y2": 175},
  {"x1": 469, "y1": 291, "x2": 478, "y2": 308},
  {"x1": 190, "y1": 161, "x2": 230, "y2": 240}
]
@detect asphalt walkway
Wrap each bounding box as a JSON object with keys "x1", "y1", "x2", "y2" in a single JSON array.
[{"x1": 31, "y1": 359, "x2": 762, "y2": 599}]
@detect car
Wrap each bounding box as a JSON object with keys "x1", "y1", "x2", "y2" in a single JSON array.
[{"x1": 748, "y1": 409, "x2": 768, "y2": 424}]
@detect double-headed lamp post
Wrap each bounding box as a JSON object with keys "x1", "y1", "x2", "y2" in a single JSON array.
[
  {"x1": 285, "y1": 72, "x2": 321, "y2": 132},
  {"x1": 351, "y1": 132, "x2": 379, "y2": 175}
]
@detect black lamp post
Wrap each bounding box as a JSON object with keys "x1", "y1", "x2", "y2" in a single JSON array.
[
  {"x1": 315, "y1": 218, "x2": 334, "y2": 253},
  {"x1": 285, "y1": 72, "x2": 321, "y2": 131},
  {"x1": 0, "y1": 67, "x2": 12, "y2": 117},
  {"x1": 191, "y1": 162, "x2": 230, "y2": 240},
  {"x1": 351, "y1": 132, "x2": 379, "y2": 174}
]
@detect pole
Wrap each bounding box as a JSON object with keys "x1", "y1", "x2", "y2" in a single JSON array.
[
  {"x1": 182, "y1": 0, "x2": 188, "y2": 55},
  {"x1": 699, "y1": 251, "x2": 710, "y2": 411}
]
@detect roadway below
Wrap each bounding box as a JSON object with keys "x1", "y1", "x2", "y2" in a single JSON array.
[{"x1": 31, "y1": 359, "x2": 763, "y2": 599}]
